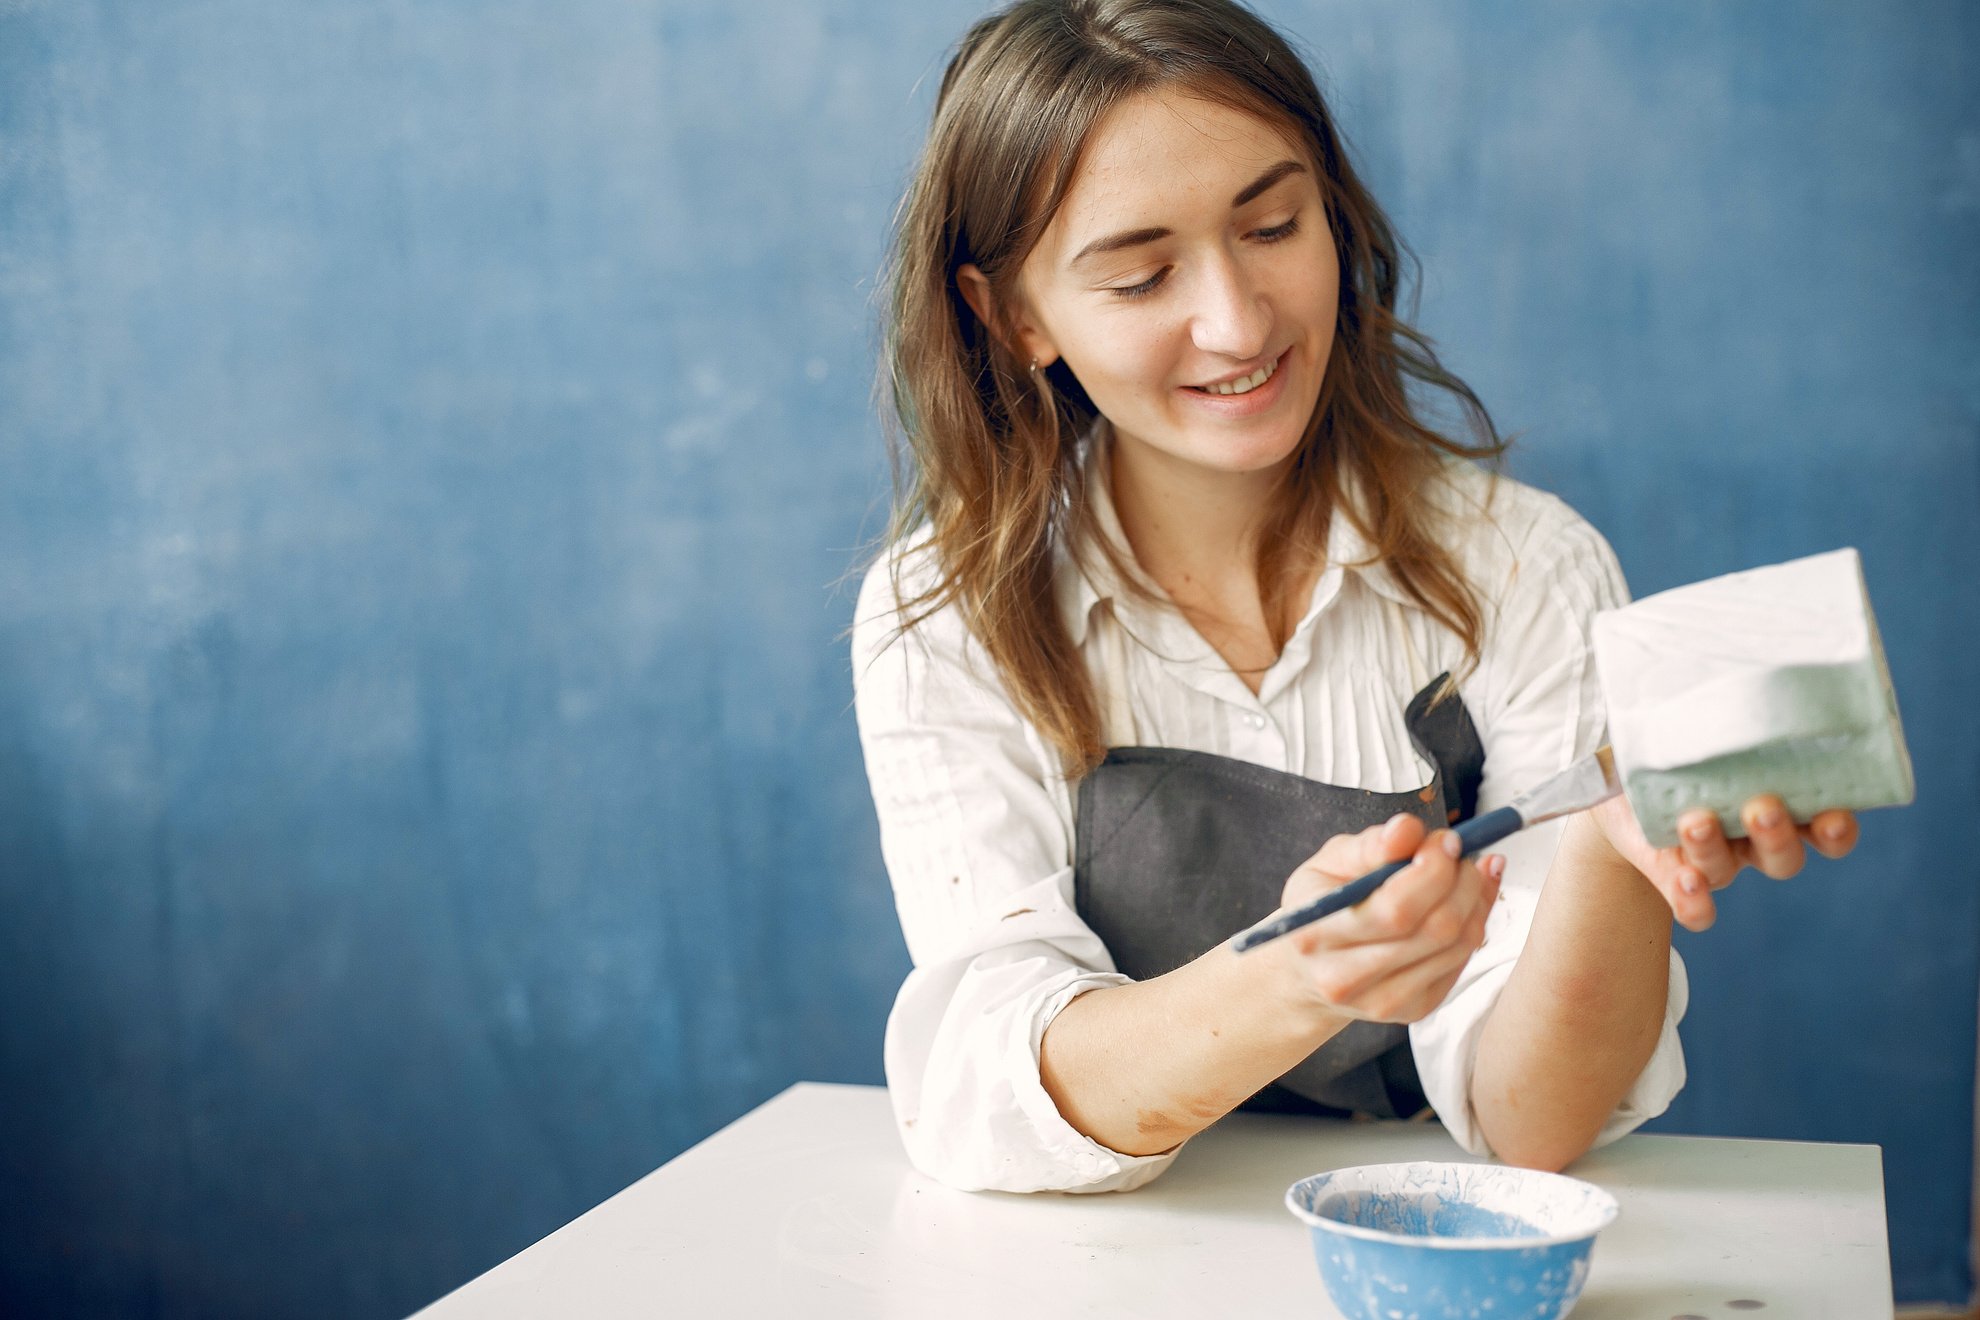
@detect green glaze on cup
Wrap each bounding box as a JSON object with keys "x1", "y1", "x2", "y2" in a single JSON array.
[{"x1": 1591, "y1": 548, "x2": 1913, "y2": 848}]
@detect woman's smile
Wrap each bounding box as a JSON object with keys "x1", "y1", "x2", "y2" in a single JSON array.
[{"x1": 1178, "y1": 344, "x2": 1295, "y2": 417}]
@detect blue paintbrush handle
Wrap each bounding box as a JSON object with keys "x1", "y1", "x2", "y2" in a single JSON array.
[
  {"x1": 1453, "y1": 804, "x2": 1526, "y2": 857},
  {"x1": 1229, "y1": 805, "x2": 1526, "y2": 953}
]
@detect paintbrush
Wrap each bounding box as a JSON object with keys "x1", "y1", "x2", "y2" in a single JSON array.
[{"x1": 1229, "y1": 746, "x2": 1623, "y2": 954}]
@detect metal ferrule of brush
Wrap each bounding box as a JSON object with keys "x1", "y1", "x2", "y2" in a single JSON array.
[{"x1": 1505, "y1": 746, "x2": 1618, "y2": 827}]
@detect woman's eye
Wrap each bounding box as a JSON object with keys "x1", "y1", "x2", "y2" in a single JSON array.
[
  {"x1": 1105, "y1": 216, "x2": 1299, "y2": 300},
  {"x1": 1109, "y1": 268, "x2": 1169, "y2": 300}
]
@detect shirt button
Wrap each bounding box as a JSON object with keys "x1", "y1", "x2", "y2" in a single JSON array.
[{"x1": 1245, "y1": 712, "x2": 1266, "y2": 729}]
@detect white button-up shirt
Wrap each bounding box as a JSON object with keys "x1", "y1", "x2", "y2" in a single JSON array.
[{"x1": 852, "y1": 438, "x2": 1687, "y2": 1194}]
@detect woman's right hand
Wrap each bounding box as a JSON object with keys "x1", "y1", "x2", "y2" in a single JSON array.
[{"x1": 1272, "y1": 813, "x2": 1502, "y2": 1024}]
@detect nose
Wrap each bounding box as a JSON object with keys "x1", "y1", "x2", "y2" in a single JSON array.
[{"x1": 1188, "y1": 250, "x2": 1271, "y2": 362}]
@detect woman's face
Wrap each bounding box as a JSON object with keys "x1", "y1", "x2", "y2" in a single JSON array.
[{"x1": 966, "y1": 89, "x2": 1340, "y2": 484}]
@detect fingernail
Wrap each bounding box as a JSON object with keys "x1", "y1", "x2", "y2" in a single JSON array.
[
  {"x1": 1441, "y1": 831, "x2": 1461, "y2": 859},
  {"x1": 1679, "y1": 870, "x2": 1701, "y2": 895},
  {"x1": 1684, "y1": 820, "x2": 1712, "y2": 844},
  {"x1": 1757, "y1": 807, "x2": 1784, "y2": 829},
  {"x1": 1821, "y1": 821, "x2": 1846, "y2": 842}
]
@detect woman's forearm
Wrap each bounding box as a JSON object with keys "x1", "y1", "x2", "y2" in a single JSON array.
[
  {"x1": 1470, "y1": 812, "x2": 1673, "y2": 1171},
  {"x1": 1039, "y1": 942, "x2": 1350, "y2": 1156}
]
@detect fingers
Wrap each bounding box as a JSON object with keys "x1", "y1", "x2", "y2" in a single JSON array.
[
  {"x1": 1364, "y1": 812, "x2": 1427, "y2": 871},
  {"x1": 1283, "y1": 812, "x2": 1432, "y2": 918},
  {"x1": 1290, "y1": 816, "x2": 1496, "y2": 960},
  {"x1": 1301, "y1": 886, "x2": 1496, "y2": 1021},
  {"x1": 1621, "y1": 828, "x2": 1717, "y2": 931},
  {"x1": 1284, "y1": 814, "x2": 1420, "y2": 911},
  {"x1": 1803, "y1": 809, "x2": 1859, "y2": 860},
  {"x1": 1338, "y1": 826, "x2": 1473, "y2": 948},
  {"x1": 1384, "y1": 931, "x2": 1492, "y2": 1019},
  {"x1": 1293, "y1": 894, "x2": 1489, "y2": 1017},
  {"x1": 1655, "y1": 853, "x2": 1720, "y2": 932},
  {"x1": 1304, "y1": 812, "x2": 1424, "y2": 882},
  {"x1": 1665, "y1": 796, "x2": 1796, "y2": 925},
  {"x1": 1278, "y1": 813, "x2": 1506, "y2": 1020},
  {"x1": 1739, "y1": 795, "x2": 1806, "y2": 879},
  {"x1": 1614, "y1": 796, "x2": 1861, "y2": 936},
  {"x1": 1680, "y1": 798, "x2": 1859, "y2": 888},
  {"x1": 1676, "y1": 810, "x2": 1740, "y2": 891}
]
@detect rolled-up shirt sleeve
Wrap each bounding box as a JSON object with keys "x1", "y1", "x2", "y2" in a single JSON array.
[
  {"x1": 1410, "y1": 499, "x2": 1689, "y2": 1157},
  {"x1": 853, "y1": 548, "x2": 1178, "y2": 1193}
]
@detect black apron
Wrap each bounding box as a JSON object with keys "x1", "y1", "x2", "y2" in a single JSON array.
[{"x1": 1073, "y1": 673, "x2": 1485, "y2": 1119}]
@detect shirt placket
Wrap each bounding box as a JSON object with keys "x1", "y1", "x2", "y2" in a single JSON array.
[{"x1": 1229, "y1": 691, "x2": 1288, "y2": 770}]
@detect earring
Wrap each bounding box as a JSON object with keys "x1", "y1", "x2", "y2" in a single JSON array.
[{"x1": 1028, "y1": 358, "x2": 1038, "y2": 375}]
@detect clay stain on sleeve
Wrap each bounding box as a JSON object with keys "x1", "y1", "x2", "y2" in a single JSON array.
[{"x1": 1001, "y1": 908, "x2": 1036, "y2": 920}]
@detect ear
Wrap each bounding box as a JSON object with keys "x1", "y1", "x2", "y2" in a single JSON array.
[{"x1": 956, "y1": 262, "x2": 1060, "y2": 371}]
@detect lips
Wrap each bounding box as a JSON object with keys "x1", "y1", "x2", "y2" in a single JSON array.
[{"x1": 1185, "y1": 347, "x2": 1289, "y2": 395}]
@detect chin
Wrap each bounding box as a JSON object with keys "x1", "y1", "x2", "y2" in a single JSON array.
[
  {"x1": 1109, "y1": 384, "x2": 1317, "y2": 477},
  {"x1": 1191, "y1": 421, "x2": 1309, "y2": 474}
]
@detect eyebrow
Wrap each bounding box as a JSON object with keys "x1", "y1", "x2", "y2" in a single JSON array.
[{"x1": 1069, "y1": 159, "x2": 1308, "y2": 268}]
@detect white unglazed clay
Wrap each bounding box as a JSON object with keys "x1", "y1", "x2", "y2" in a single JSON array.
[{"x1": 1591, "y1": 548, "x2": 1914, "y2": 847}]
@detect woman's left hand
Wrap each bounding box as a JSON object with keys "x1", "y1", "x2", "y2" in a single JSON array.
[{"x1": 1588, "y1": 792, "x2": 1861, "y2": 931}]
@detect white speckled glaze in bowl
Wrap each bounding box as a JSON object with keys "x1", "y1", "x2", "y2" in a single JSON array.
[{"x1": 1286, "y1": 1162, "x2": 1619, "y2": 1320}]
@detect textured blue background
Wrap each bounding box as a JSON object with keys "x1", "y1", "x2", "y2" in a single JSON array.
[{"x1": 0, "y1": 1, "x2": 1973, "y2": 1313}]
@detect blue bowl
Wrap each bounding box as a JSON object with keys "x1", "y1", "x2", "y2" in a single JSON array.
[{"x1": 1285, "y1": 1162, "x2": 1619, "y2": 1320}]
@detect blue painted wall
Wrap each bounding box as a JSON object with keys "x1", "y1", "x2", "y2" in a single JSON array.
[{"x1": 0, "y1": 1, "x2": 1971, "y2": 1313}]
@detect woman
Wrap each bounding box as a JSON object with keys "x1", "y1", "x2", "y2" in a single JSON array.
[{"x1": 852, "y1": 0, "x2": 1859, "y2": 1193}]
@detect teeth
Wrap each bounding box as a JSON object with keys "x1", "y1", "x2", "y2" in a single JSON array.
[{"x1": 1202, "y1": 358, "x2": 1277, "y2": 395}]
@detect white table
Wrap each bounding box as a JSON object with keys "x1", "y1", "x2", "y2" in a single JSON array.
[{"x1": 413, "y1": 1082, "x2": 1892, "y2": 1318}]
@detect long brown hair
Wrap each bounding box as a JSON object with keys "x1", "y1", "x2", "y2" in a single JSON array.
[{"x1": 876, "y1": 0, "x2": 1507, "y2": 775}]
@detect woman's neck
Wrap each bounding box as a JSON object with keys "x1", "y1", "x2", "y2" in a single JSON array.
[{"x1": 1107, "y1": 430, "x2": 1288, "y2": 607}]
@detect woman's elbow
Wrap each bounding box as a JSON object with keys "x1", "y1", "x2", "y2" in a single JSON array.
[
  {"x1": 1495, "y1": 1144, "x2": 1578, "y2": 1175},
  {"x1": 1486, "y1": 1126, "x2": 1599, "y2": 1175}
]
